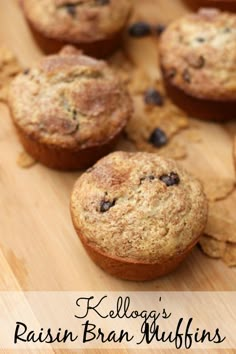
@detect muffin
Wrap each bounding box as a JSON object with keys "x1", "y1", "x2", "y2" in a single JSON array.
[
  {"x1": 22, "y1": 0, "x2": 132, "y2": 57},
  {"x1": 160, "y1": 8, "x2": 236, "y2": 120},
  {"x1": 70, "y1": 151, "x2": 208, "y2": 281},
  {"x1": 8, "y1": 46, "x2": 133, "y2": 170}
]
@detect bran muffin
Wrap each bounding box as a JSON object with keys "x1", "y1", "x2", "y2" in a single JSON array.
[
  {"x1": 70, "y1": 151, "x2": 208, "y2": 281},
  {"x1": 8, "y1": 46, "x2": 133, "y2": 170},
  {"x1": 160, "y1": 8, "x2": 236, "y2": 120},
  {"x1": 22, "y1": 0, "x2": 132, "y2": 57}
]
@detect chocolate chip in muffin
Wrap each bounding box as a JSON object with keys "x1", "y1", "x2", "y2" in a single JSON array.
[
  {"x1": 196, "y1": 37, "x2": 205, "y2": 43},
  {"x1": 190, "y1": 55, "x2": 205, "y2": 69},
  {"x1": 96, "y1": 0, "x2": 110, "y2": 5},
  {"x1": 23, "y1": 68, "x2": 30, "y2": 75},
  {"x1": 128, "y1": 22, "x2": 152, "y2": 37},
  {"x1": 166, "y1": 68, "x2": 177, "y2": 80},
  {"x1": 100, "y1": 199, "x2": 116, "y2": 213},
  {"x1": 160, "y1": 172, "x2": 180, "y2": 187},
  {"x1": 144, "y1": 88, "x2": 164, "y2": 106},
  {"x1": 72, "y1": 109, "x2": 77, "y2": 120},
  {"x1": 156, "y1": 24, "x2": 166, "y2": 35},
  {"x1": 65, "y1": 4, "x2": 76, "y2": 17},
  {"x1": 149, "y1": 128, "x2": 168, "y2": 148},
  {"x1": 182, "y1": 69, "x2": 191, "y2": 83}
]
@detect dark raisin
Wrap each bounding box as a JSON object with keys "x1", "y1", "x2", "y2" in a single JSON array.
[
  {"x1": 65, "y1": 4, "x2": 76, "y2": 17},
  {"x1": 196, "y1": 37, "x2": 205, "y2": 43},
  {"x1": 156, "y1": 24, "x2": 166, "y2": 35},
  {"x1": 166, "y1": 68, "x2": 177, "y2": 80},
  {"x1": 72, "y1": 109, "x2": 77, "y2": 120},
  {"x1": 223, "y1": 28, "x2": 231, "y2": 33},
  {"x1": 144, "y1": 88, "x2": 164, "y2": 106},
  {"x1": 192, "y1": 55, "x2": 205, "y2": 69},
  {"x1": 100, "y1": 199, "x2": 116, "y2": 213},
  {"x1": 128, "y1": 22, "x2": 151, "y2": 37},
  {"x1": 23, "y1": 68, "x2": 30, "y2": 75},
  {"x1": 149, "y1": 128, "x2": 168, "y2": 148},
  {"x1": 160, "y1": 172, "x2": 180, "y2": 187},
  {"x1": 182, "y1": 69, "x2": 191, "y2": 83},
  {"x1": 140, "y1": 175, "x2": 155, "y2": 183},
  {"x1": 96, "y1": 0, "x2": 110, "y2": 5}
]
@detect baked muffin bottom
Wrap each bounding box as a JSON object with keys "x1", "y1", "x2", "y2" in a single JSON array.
[
  {"x1": 163, "y1": 77, "x2": 236, "y2": 121},
  {"x1": 73, "y1": 223, "x2": 200, "y2": 281},
  {"x1": 27, "y1": 18, "x2": 123, "y2": 58},
  {"x1": 14, "y1": 123, "x2": 122, "y2": 171}
]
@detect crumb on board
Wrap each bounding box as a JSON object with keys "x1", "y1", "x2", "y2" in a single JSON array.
[
  {"x1": 182, "y1": 128, "x2": 202, "y2": 143},
  {"x1": 199, "y1": 235, "x2": 236, "y2": 267},
  {"x1": 17, "y1": 151, "x2": 37, "y2": 168},
  {"x1": 109, "y1": 50, "x2": 190, "y2": 160},
  {"x1": 202, "y1": 177, "x2": 235, "y2": 202},
  {"x1": 205, "y1": 201, "x2": 236, "y2": 243},
  {"x1": 0, "y1": 44, "x2": 21, "y2": 103},
  {"x1": 199, "y1": 235, "x2": 226, "y2": 259},
  {"x1": 125, "y1": 94, "x2": 189, "y2": 159},
  {"x1": 223, "y1": 243, "x2": 236, "y2": 267}
]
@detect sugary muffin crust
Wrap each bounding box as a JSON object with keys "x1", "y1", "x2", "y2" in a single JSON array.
[
  {"x1": 8, "y1": 47, "x2": 132, "y2": 152},
  {"x1": 23, "y1": 0, "x2": 132, "y2": 43},
  {"x1": 71, "y1": 151, "x2": 208, "y2": 264},
  {"x1": 160, "y1": 8, "x2": 236, "y2": 101}
]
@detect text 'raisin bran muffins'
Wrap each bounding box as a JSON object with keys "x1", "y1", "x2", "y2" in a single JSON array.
[
  {"x1": 22, "y1": 0, "x2": 132, "y2": 57},
  {"x1": 8, "y1": 46, "x2": 133, "y2": 170},
  {"x1": 160, "y1": 8, "x2": 236, "y2": 120},
  {"x1": 70, "y1": 151, "x2": 208, "y2": 281}
]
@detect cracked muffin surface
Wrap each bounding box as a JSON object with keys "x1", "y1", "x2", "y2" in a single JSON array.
[
  {"x1": 22, "y1": 0, "x2": 132, "y2": 43},
  {"x1": 160, "y1": 8, "x2": 236, "y2": 101},
  {"x1": 71, "y1": 151, "x2": 208, "y2": 263},
  {"x1": 8, "y1": 46, "x2": 133, "y2": 151}
]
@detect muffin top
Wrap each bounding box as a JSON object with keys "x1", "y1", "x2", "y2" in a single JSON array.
[
  {"x1": 160, "y1": 8, "x2": 236, "y2": 101},
  {"x1": 71, "y1": 151, "x2": 208, "y2": 263},
  {"x1": 23, "y1": 0, "x2": 132, "y2": 43},
  {"x1": 8, "y1": 46, "x2": 133, "y2": 150}
]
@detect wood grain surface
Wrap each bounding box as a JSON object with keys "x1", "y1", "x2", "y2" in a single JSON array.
[{"x1": 0, "y1": 1, "x2": 236, "y2": 352}]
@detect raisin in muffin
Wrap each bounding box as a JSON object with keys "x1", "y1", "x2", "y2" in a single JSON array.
[
  {"x1": 70, "y1": 151, "x2": 208, "y2": 281},
  {"x1": 8, "y1": 46, "x2": 133, "y2": 170},
  {"x1": 160, "y1": 8, "x2": 236, "y2": 120},
  {"x1": 22, "y1": 0, "x2": 132, "y2": 57}
]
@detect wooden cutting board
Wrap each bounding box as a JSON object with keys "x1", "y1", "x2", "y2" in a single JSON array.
[{"x1": 0, "y1": 0, "x2": 235, "y2": 300}]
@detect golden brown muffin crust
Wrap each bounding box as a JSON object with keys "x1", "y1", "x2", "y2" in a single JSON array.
[
  {"x1": 8, "y1": 47, "x2": 133, "y2": 151},
  {"x1": 160, "y1": 8, "x2": 236, "y2": 101},
  {"x1": 71, "y1": 151, "x2": 208, "y2": 263},
  {"x1": 23, "y1": 0, "x2": 132, "y2": 43}
]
